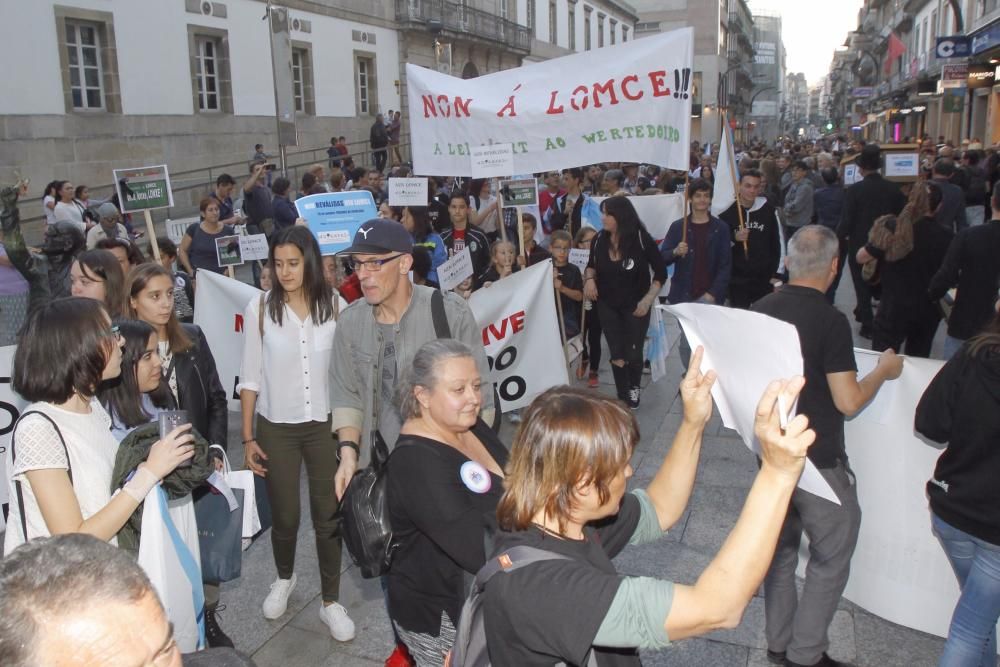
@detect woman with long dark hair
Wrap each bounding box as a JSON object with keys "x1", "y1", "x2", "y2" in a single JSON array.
[
  {"x1": 238, "y1": 225, "x2": 354, "y2": 640},
  {"x1": 125, "y1": 263, "x2": 234, "y2": 647},
  {"x1": 4, "y1": 298, "x2": 193, "y2": 556},
  {"x1": 402, "y1": 205, "x2": 447, "y2": 285},
  {"x1": 583, "y1": 196, "x2": 666, "y2": 408},
  {"x1": 69, "y1": 249, "x2": 126, "y2": 318},
  {"x1": 916, "y1": 307, "x2": 1000, "y2": 666}
]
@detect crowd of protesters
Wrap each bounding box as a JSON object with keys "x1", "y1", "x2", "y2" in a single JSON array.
[{"x1": 1, "y1": 126, "x2": 999, "y2": 667}]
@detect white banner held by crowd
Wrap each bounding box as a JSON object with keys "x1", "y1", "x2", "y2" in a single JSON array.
[
  {"x1": 593, "y1": 193, "x2": 684, "y2": 242},
  {"x1": 0, "y1": 345, "x2": 24, "y2": 509},
  {"x1": 407, "y1": 28, "x2": 693, "y2": 176},
  {"x1": 193, "y1": 271, "x2": 262, "y2": 411},
  {"x1": 660, "y1": 303, "x2": 837, "y2": 503},
  {"x1": 469, "y1": 261, "x2": 568, "y2": 412}
]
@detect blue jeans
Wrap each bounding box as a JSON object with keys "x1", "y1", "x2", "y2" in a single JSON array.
[{"x1": 931, "y1": 512, "x2": 1000, "y2": 667}]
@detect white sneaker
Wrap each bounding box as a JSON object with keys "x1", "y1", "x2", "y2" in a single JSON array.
[
  {"x1": 262, "y1": 574, "x2": 297, "y2": 619},
  {"x1": 319, "y1": 601, "x2": 356, "y2": 642}
]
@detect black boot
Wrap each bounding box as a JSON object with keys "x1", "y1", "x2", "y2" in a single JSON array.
[
  {"x1": 627, "y1": 362, "x2": 643, "y2": 409},
  {"x1": 205, "y1": 604, "x2": 235, "y2": 648},
  {"x1": 611, "y1": 364, "x2": 630, "y2": 402}
]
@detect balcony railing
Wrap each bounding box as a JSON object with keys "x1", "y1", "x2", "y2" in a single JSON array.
[{"x1": 395, "y1": 0, "x2": 531, "y2": 53}]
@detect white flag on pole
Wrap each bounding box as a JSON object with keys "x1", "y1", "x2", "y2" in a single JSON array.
[{"x1": 710, "y1": 116, "x2": 737, "y2": 216}]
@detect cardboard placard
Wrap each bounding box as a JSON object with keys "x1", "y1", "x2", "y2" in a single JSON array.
[
  {"x1": 113, "y1": 164, "x2": 174, "y2": 212},
  {"x1": 239, "y1": 234, "x2": 269, "y2": 261},
  {"x1": 437, "y1": 247, "x2": 475, "y2": 291},
  {"x1": 388, "y1": 177, "x2": 429, "y2": 207},
  {"x1": 568, "y1": 248, "x2": 590, "y2": 273},
  {"x1": 295, "y1": 191, "x2": 378, "y2": 256},
  {"x1": 215, "y1": 235, "x2": 243, "y2": 267},
  {"x1": 498, "y1": 178, "x2": 539, "y2": 208},
  {"x1": 470, "y1": 144, "x2": 515, "y2": 178},
  {"x1": 884, "y1": 153, "x2": 920, "y2": 178}
]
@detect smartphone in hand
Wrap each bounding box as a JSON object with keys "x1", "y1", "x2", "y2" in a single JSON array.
[{"x1": 158, "y1": 410, "x2": 192, "y2": 468}]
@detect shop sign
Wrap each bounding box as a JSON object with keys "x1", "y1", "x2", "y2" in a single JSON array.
[
  {"x1": 968, "y1": 64, "x2": 997, "y2": 89},
  {"x1": 936, "y1": 36, "x2": 971, "y2": 59},
  {"x1": 942, "y1": 63, "x2": 969, "y2": 81},
  {"x1": 851, "y1": 87, "x2": 873, "y2": 98},
  {"x1": 971, "y1": 22, "x2": 1000, "y2": 55}
]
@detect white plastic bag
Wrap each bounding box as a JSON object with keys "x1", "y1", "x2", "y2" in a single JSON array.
[
  {"x1": 137, "y1": 486, "x2": 205, "y2": 652},
  {"x1": 212, "y1": 446, "x2": 261, "y2": 539}
]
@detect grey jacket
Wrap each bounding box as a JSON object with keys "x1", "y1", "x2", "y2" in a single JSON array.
[
  {"x1": 329, "y1": 285, "x2": 495, "y2": 466},
  {"x1": 783, "y1": 178, "x2": 814, "y2": 228}
]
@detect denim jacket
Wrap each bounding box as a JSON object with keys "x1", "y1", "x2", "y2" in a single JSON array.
[{"x1": 659, "y1": 216, "x2": 732, "y2": 304}]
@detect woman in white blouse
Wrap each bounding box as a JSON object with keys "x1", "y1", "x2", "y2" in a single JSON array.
[
  {"x1": 238, "y1": 225, "x2": 354, "y2": 641},
  {"x1": 4, "y1": 297, "x2": 194, "y2": 555},
  {"x1": 52, "y1": 180, "x2": 88, "y2": 235}
]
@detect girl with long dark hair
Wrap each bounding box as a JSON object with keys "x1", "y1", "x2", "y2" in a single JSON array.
[
  {"x1": 124, "y1": 263, "x2": 234, "y2": 647},
  {"x1": 69, "y1": 249, "x2": 126, "y2": 318},
  {"x1": 238, "y1": 225, "x2": 354, "y2": 640},
  {"x1": 583, "y1": 196, "x2": 666, "y2": 408}
]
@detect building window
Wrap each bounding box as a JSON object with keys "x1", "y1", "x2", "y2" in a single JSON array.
[
  {"x1": 584, "y1": 10, "x2": 592, "y2": 50},
  {"x1": 356, "y1": 54, "x2": 378, "y2": 116},
  {"x1": 65, "y1": 21, "x2": 104, "y2": 110},
  {"x1": 610, "y1": 19, "x2": 616, "y2": 45},
  {"x1": 527, "y1": 0, "x2": 535, "y2": 30},
  {"x1": 291, "y1": 46, "x2": 314, "y2": 115},
  {"x1": 549, "y1": 1, "x2": 557, "y2": 44},
  {"x1": 598, "y1": 14, "x2": 605, "y2": 48},
  {"x1": 459, "y1": 0, "x2": 468, "y2": 24},
  {"x1": 569, "y1": 7, "x2": 576, "y2": 50},
  {"x1": 195, "y1": 37, "x2": 221, "y2": 111},
  {"x1": 499, "y1": 0, "x2": 508, "y2": 19},
  {"x1": 622, "y1": 25, "x2": 628, "y2": 42},
  {"x1": 931, "y1": 9, "x2": 937, "y2": 41}
]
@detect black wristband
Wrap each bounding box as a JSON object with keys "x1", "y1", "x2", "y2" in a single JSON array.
[{"x1": 337, "y1": 440, "x2": 360, "y2": 463}]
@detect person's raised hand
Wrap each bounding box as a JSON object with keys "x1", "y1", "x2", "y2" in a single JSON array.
[
  {"x1": 878, "y1": 348, "x2": 903, "y2": 380},
  {"x1": 753, "y1": 377, "x2": 814, "y2": 481},
  {"x1": 145, "y1": 424, "x2": 196, "y2": 480},
  {"x1": 244, "y1": 439, "x2": 269, "y2": 477},
  {"x1": 679, "y1": 345, "x2": 717, "y2": 426}
]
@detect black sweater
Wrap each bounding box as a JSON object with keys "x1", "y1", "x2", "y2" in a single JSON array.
[
  {"x1": 928, "y1": 220, "x2": 1000, "y2": 340},
  {"x1": 719, "y1": 199, "x2": 782, "y2": 286},
  {"x1": 587, "y1": 226, "x2": 667, "y2": 312},
  {"x1": 915, "y1": 339, "x2": 1000, "y2": 545},
  {"x1": 385, "y1": 420, "x2": 508, "y2": 634}
]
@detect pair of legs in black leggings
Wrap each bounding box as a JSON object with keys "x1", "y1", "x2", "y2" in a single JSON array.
[
  {"x1": 597, "y1": 301, "x2": 650, "y2": 402},
  {"x1": 581, "y1": 302, "x2": 602, "y2": 373}
]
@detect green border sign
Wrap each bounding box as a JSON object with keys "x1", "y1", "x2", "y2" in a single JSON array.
[{"x1": 113, "y1": 164, "x2": 174, "y2": 213}]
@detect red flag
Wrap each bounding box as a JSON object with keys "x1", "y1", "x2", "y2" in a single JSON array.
[{"x1": 885, "y1": 31, "x2": 906, "y2": 73}]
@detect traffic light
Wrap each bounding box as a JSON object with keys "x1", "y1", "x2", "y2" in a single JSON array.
[{"x1": 826, "y1": 122, "x2": 833, "y2": 131}]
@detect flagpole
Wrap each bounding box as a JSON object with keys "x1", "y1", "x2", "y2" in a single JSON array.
[
  {"x1": 682, "y1": 172, "x2": 690, "y2": 245},
  {"x1": 725, "y1": 114, "x2": 749, "y2": 259}
]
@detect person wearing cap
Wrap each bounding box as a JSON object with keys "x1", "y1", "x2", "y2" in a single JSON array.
[{"x1": 86, "y1": 202, "x2": 129, "y2": 249}]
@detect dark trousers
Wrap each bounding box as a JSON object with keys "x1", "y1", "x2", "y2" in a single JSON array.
[
  {"x1": 729, "y1": 279, "x2": 773, "y2": 309},
  {"x1": 257, "y1": 415, "x2": 343, "y2": 603},
  {"x1": 373, "y1": 148, "x2": 388, "y2": 172},
  {"x1": 582, "y1": 304, "x2": 603, "y2": 372},
  {"x1": 825, "y1": 240, "x2": 849, "y2": 304},
  {"x1": 872, "y1": 301, "x2": 940, "y2": 358},
  {"x1": 764, "y1": 461, "x2": 862, "y2": 665},
  {"x1": 598, "y1": 301, "x2": 650, "y2": 399},
  {"x1": 847, "y1": 254, "x2": 874, "y2": 328}
]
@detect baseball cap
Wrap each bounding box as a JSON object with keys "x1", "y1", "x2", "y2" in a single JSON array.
[
  {"x1": 97, "y1": 202, "x2": 120, "y2": 219},
  {"x1": 337, "y1": 218, "x2": 412, "y2": 255}
]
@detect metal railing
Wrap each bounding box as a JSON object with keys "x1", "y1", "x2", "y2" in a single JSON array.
[{"x1": 395, "y1": 0, "x2": 530, "y2": 52}]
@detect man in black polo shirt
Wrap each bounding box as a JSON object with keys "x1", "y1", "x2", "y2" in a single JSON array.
[{"x1": 753, "y1": 225, "x2": 903, "y2": 667}]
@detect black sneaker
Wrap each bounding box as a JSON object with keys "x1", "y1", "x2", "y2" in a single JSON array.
[
  {"x1": 766, "y1": 649, "x2": 786, "y2": 665},
  {"x1": 627, "y1": 386, "x2": 640, "y2": 410},
  {"x1": 205, "y1": 605, "x2": 235, "y2": 648},
  {"x1": 858, "y1": 325, "x2": 873, "y2": 340},
  {"x1": 786, "y1": 653, "x2": 856, "y2": 667}
]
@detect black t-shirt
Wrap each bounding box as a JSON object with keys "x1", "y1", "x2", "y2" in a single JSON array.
[
  {"x1": 483, "y1": 493, "x2": 643, "y2": 667},
  {"x1": 386, "y1": 420, "x2": 509, "y2": 635},
  {"x1": 752, "y1": 285, "x2": 857, "y2": 468},
  {"x1": 587, "y1": 228, "x2": 668, "y2": 312},
  {"x1": 184, "y1": 222, "x2": 236, "y2": 275},
  {"x1": 555, "y1": 262, "x2": 583, "y2": 338}
]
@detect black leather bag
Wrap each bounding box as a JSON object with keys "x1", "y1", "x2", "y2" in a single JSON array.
[{"x1": 339, "y1": 431, "x2": 395, "y2": 578}]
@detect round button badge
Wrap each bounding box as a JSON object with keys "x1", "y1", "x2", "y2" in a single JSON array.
[{"x1": 460, "y1": 461, "x2": 492, "y2": 494}]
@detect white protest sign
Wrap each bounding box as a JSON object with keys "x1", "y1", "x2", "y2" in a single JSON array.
[
  {"x1": 470, "y1": 144, "x2": 515, "y2": 178},
  {"x1": 833, "y1": 351, "x2": 1000, "y2": 643},
  {"x1": 884, "y1": 152, "x2": 919, "y2": 178},
  {"x1": 469, "y1": 261, "x2": 568, "y2": 411},
  {"x1": 437, "y1": 247, "x2": 475, "y2": 292},
  {"x1": 239, "y1": 234, "x2": 269, "y2": 261},
  {"x1": 407, "y1": 28, "x2": 693, "y2": 176},
  {"x1": 568, "y1": 248, "x2": 590, "y2": 273},
  {"x1": 193, "y1": 271, "x2": 262, "y2": 411},
  {"x1": 843, "y1": 163, "x2": 861, "y2": 187},
  {"x1": 113, "y1": 164, "x2": 174, "y2": 212},
  {"x1": 593, "y1": 193, "x2": 685, "y2": 242},
  {"x1": 215, "y1": 235, "x2": 243, "y2": 268},
  {"x1": 1, "y1": 345, "x2": 25, "y2": 508},
  {"x1": 660, "y1": 303, "x2": 838, "y2": 503},
  {"x1": 388, "y1": 177, "x2": 429, "y2": 207}
]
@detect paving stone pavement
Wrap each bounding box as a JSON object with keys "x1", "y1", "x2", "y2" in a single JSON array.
[{"x1": 220, "y1": 274, "x2": 959, "y2": 667}]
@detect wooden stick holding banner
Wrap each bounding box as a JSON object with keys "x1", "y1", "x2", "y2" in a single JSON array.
[
  {"x1": 553, "y1": 277, "x2": 571, "y2": 367},
  {"x1": 682, "y1": 172, "x2": 690, "y2": 245},
  {"x1": 144, "y1": 210, "x2": 161, "y2": 263},
  {"x1": 724, "y1": 115, "x2": 749, "y2": 259},
  {"x1": 517, "y1": 208, "x2": 526, "y2": 262},
  {"x1": 496, "y1": 181, "x2": 508, "y2": 243},
  {"x1": 113, "y1": 164, "x2": 174, "y2": 264},
  {"x1": 576, "y1": 301, "x2": 588, "y2": 379}
]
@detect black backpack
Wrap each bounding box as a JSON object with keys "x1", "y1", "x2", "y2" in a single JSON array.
[
  {"x1": 450, "y1": 545, "x2": 598, "y2": 667},
  {"x1": 339, "y1": 290, "x2": 451, "y2": 578}
]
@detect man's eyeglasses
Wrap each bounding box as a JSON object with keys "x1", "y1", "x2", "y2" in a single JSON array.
[{"x1": 349, "y1": 254, "x2": 404, "y2": 272}]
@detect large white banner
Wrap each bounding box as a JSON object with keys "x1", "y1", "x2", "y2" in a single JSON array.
[
  {"x1": 839, "y1": 350, "x2": 1000, "y2": 644},
  {"x1": 407, "y1": 29, "x2": 694, "y2": 176},
  {"x1": 469, "y1": 261, "x2": 569, "y2": 412},
  {"x1": 593, "y1": 193, "x2": 684, "y2": 242},
  {"x1": 193, "y1": 271, "x2": 262, "y2": 412},
  {"x1": 1, "y1": 345, "x2": 24, "y2": 509}
]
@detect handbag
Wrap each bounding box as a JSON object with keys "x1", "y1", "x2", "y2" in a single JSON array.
[
  {"x1": 10, "y1": 411, "x2": 72, "y2": 543},
  {"x1": 339, "y1": 290, "x2": 451, "y2": 578},
  {"x1": 193, "y1": 479, "x2": 244, "y2": 584}
]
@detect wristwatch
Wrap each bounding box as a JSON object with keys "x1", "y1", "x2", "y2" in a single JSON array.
[{"x1": 337, "y1": 440, "x2": 360, "y2": 463}]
